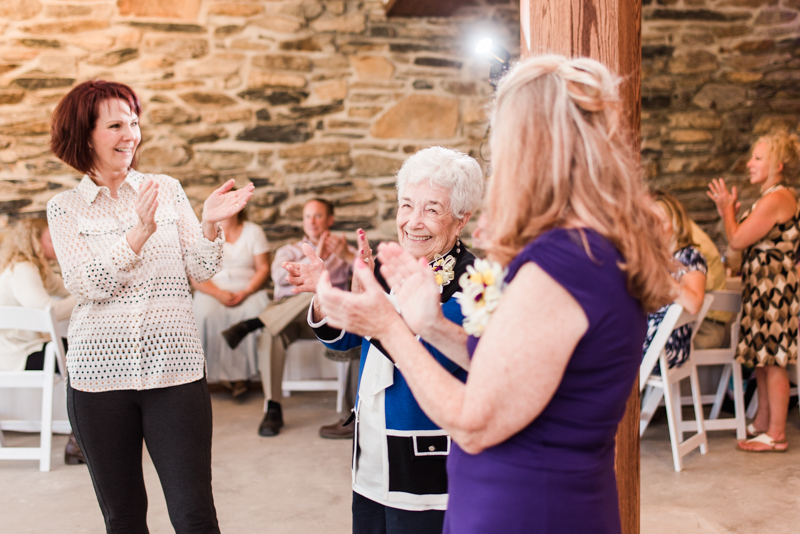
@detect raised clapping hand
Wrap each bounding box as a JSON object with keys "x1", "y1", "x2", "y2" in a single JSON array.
[
  {"x1": 707, "y1": 178, "x2": 740, "y2": 217},
  {"x1": 202, "y1": 179, "x2": 255, "y2": 225},
  {"x1": 377, "y1": 242, "x2": 442, "y2": 336},
  {"x1": 316, "y1": 259, "x2": 402, "y2": 339},
  {"x1": 284, "y1": 243, "x2": 326, "y2": 294},
  {"x1": 136, "y1": 177, "x2": 159, "y2": 235},
  {"x1": 351, "y1": 229, "x2": 374, "y2": 294}
]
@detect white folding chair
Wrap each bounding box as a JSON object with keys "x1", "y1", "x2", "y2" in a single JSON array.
[
  {"x1": 640, "y1": 294, "x2": 714, "y2": 472},
  {"x1": 282, "y1": 339, "x2": 348, "y2": 413},
  {"x1": 679, "y1": 290, "x2": 746, "y2": 440},
  {"x1": 0, "y1": 306, "x2": 66, "y2": 471}
]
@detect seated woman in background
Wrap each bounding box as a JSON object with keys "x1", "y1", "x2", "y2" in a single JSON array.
[
  {"x1": 644, "y1": 191, "x2": 707, "y2": 370},
  {"x1": 192, "y1": 205, "x2": 269, "y2": 398},
  {"x1": 0, "y1": 218, "x2": 79, "y2": 463}
]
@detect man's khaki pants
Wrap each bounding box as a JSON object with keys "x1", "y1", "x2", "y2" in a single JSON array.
[{"x1": 256, "y1": 293, "x2": 316, "y2": 411}]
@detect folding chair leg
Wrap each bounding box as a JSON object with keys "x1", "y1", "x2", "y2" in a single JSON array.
[
  {"x1": 39, "y1": 346, "x2": 55, "y2": 472},
  {"x1": 746, "y1": 392, "x2": 758, "y2": 420},
  {"x1": 731, "y1": 362, "x2": 747, "y2": 440},
  {"x1": 672, "y1": 380, "x2": 685, "y2": 443},
  {"x1": 689, "y1": 365, "x2": 708, "y2": 455},
  {"x1": 640, "y1": 385, "x2": 663, "y2": 437},
  {"x1": 709, "y1": 364, "x2": 732, "y2": 420},
  {"x1": 0, "y1": 427, "x2": 6, "y2": 447},
  {"x1": 661, "y1": 370, "x2": 683, "y2": 472}
]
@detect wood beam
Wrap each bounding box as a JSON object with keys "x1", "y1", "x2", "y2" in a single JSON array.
[
  {"x1": 384, "y1": 0, "x2": 463, "y2": 18},
  {"x1": 520, "y1": 2, "x2": 642, "y2": 533}
]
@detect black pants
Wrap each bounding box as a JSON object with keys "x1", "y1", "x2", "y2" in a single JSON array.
[
  {"x1": 68, "y1": 377, "x2": 220, "y2": 534},
  {"x1": 352, "y1": 492, "x2": 445, "y2": 534}
]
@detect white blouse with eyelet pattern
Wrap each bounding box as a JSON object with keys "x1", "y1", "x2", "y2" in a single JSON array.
[{"x1": 46, "y1": 169, "x2": 224, "y2": 393}]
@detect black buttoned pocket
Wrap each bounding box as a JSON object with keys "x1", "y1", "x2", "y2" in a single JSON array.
[{"x1": 386, "y1": 432, "x2": 450, "y2": 496}]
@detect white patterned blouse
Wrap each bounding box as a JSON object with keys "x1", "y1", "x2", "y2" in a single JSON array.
[{"x1": 46, "y1": 170, "x2": 224, "y2": 392}]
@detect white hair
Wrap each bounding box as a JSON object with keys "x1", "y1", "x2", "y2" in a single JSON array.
[{"x1": 395, "y1": 146, "x2": 484, "y2": 219}]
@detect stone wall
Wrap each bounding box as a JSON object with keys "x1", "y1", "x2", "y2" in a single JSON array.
[
  {"x1": 0, "y1": 0, "x2": 519, "y2": 246},
  {"x1": 642, "y1": 0, "x2": 800, "y2": 245},
  {"x1": 2, "y1": 0, "x2": 800, "y2": 250}
]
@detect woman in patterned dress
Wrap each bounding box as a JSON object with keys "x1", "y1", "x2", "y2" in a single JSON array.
[
  {"x1": 643, "y1": 191, "x2": 707, "y2": 371},
  {"x1": 708, "y1": 131, "x2": 800, "y2": 452}
]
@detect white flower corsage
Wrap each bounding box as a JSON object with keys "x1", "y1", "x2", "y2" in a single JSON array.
[
  {"x1": 430, "y1": 254, "x2": 456, "y2": 288},
  {"x1": 457, "y1": 258, "x2": 507, "y2": 337}
]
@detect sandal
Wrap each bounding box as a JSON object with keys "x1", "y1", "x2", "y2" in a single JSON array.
[
  {"x1": 746, "y1": 423, "x2": 764, "y2": 438},
  {"x1": 737, "y1": 433, "x2": 788, "y2": 453}
]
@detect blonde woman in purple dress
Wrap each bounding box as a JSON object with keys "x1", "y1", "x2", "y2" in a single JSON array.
[{"x1": 313, "y1": 55, "x2": 674, "y2": 533}]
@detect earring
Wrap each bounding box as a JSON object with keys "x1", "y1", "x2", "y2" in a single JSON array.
[{"x1": 456, "y1": 237, "x2": 461, "y2": 254}]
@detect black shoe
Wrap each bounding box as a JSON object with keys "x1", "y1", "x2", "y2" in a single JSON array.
[
  {"x1": 221, "y1": 318, "x2": 264, "y2": 349},
  {"x1": 258, "y1": 401, "x2": 284, "y2": 437},
  {"x1": 64, "y1": 433, "x2": 85, "y2": 465},
  {"x1": 319, "y1": 416, "x2": 354, "y2": 439}
]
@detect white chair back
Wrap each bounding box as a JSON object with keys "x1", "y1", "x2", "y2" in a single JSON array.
[
  {"x1": 0, "y1": 306, "x2": 67, "y2": 471},
  {"x1": 640, "y1": 294, "x2": 713, "y2": 472}
]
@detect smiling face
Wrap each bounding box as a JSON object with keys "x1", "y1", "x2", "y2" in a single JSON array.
[
  {"x1": 89, "y1": 98, "x2": 141, "y2": 177},
  {"x1": 302, "y1": 200, "x2": 334, "y2": 244},
  {"x1": 396, "y1": 180, "x2": 470, "y2": 261},
  {"x1": 747, "y1": 141, "x2": 772, "y2": 186}
]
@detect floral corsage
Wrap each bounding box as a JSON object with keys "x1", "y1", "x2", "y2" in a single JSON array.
[
  {"x1": 430, "y1": 254, "x2": 456, "y2": 289},
  {"x1": 457, "y1": 258, "x2": 507, "y2": 337}
]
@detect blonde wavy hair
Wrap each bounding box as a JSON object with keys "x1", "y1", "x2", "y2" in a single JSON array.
[
  {"x1": 756, "y1": 130, "x2": 800, "y2": 183},
  {"x1": 0, "y1": 218, "x2": 53, "y2": 282},
  {"x1": 651, "y1": 190, "x2": 697, "y2": 251},
  {"x1": 485, "y1": 55, "x2": 674, "y2": 313}
]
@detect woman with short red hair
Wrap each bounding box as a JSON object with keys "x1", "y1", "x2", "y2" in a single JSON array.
[{"x1": 47, "y1": 79, "x2": 253, "y2": 533}]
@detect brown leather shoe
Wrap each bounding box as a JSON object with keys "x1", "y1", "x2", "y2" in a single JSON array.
[
  {"x1": 64, "y1": 433, "x2": 85, "y2": 465},
  {"x1": 319, "y1": 416, "x2": 354, "y2": 439}
]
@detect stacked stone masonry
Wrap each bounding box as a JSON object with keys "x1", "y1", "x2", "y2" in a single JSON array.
[
  {"x1": 0, "y1": 0, "x2": 798, "y2": 251},
  {"x1": 0, "y1": 0, "x2": 518, "y2": 247}
]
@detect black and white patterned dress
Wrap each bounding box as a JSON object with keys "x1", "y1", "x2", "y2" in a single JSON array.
[{"x1": 642, "y1": 246, "x2": 708, "y2": 370}]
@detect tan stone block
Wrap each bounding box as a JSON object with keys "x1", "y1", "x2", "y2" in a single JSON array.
[
  {"x1": 350, "y1": 93, "x2": 393, "y2": 104},
  {"x1": 350, "y1": 81, "x2": 404, "y2": 90},
  {"x1": 195, "y1": 150, "x2": 254, "y2": 170},
  {"x1": 311, "y1": 13, "x2": 365, "y2": 34},
  {"x1": 0, "y1": 0, "x2": 42, "y2": 21},
  {"x1": 143, "y1": 37, "x2": 209, "y2": 60},
  {"x1": 283, "y1": 155, "x2": 351, "y2": 174},
  {"x1": 335, "y1": 204, "x2": 378, "y2": 218},
  {"x1": 371, "y1": 95, "x2": 458, "y2": 140},
  {"x1": 279, "y1": 0, "x2": 324, "y2": 21},
  {"x1": 754, "y1": 114, "x2": 799, "y2": 134},
  {"x1": 279, "y1": 142, "x2": 349, "y2": 158},
  {"x1": 328, "y1": 120, "x2": 369, "y2": 129},
  {"x1": 252, "y1": 55, "x2": 312, "y2": 72},
  {"x1": 0, "y1": 145, "x2": 49, "y2": 164},
  {"x1": 22, "y1": 19, "x2": 110, "y2": 35},
  {"x1": 724, "y1": 53, "x2": 791, "y2": 71},
  {"x1": 348, "y1": 107, "x2": 382, "y2": 119},
  {"x1": 148, "y1": 107, "x2": 202, "y2": 125},
  {"x1": 64, "y1": 34, "x2": 115, "y2": 52},
  {"x1": 642, "y1": 75, "x2": 674, "y2": 92},
  {"x1": 230, "y1": 38, "x2": 274, "y2": 51},
  {"x1": 315, "y1": 79, "x2": 347, "y2": 101},
  {"x1": 668, "y1": 111, "x2": 721, "y2": 129},
  {"x1": 724, "y1": 71, "x2": 764, "y2": 84},
  {"x1": 692, "y1": 84, "x2": 747, "y2": 111},
  {"x1": 327, "y1": 1, "x2": 345, "y2": 16},
  {"x1": 0, "y1": 89, "x2": 25, "y2": 105},
  {"x1": 138, "y1": 139, "x2": 193, "y2": 168},
  {"x1": 201, "y1": 108, "x2": 253, "y2": 124},
  {"x1": 180, "y1": 92, "x2": 238, "y2": 108},
  {"x1": 311, "y1": 55, "x2": 350, "y2": 70},
  {"x1": 252, "y1": 16, "x2": 303, "y2": 34},
  {"x1": 87, "y1": 48, "x2": 139, "y2": 67},
  {"x1": 669, "y1": 130, "x2": 714, "y2": 143},
  {"x1": 208, "y1": 3, "x2": 265, "y2": 17},
  {"x1": 462, "y1": 100, "x2": 488, "y2": 125},
  {"x1": 352, "y1": 154, "x2": 404, "y2": 176},
  {"x1": 2, "y1": 49, "x2": 39, "y2": 61},
  {"x1": 351, "y1": 56, "x2": 395, "y2": 80},
  {"x1": 46, "y1": 4, "x2": 113, "y2": 19},
  {"x1": 248, "y1": 70, "x2": 307, "y2": 89},
  {"x1": 668, "y1": 51, "x2": 717, "y2": 75},
  {"x1": 145, "y1": 80, "x2": 204, "y2": 91},
  {"x1": 184, "y1": 54, "x2": 244, "y2": 78},
  {"x1": 118, "y1": 0, "x2": 201, "y2": 20},
  {"x1": 140, "y1": 57, "x2": 178, "y2": 70}
]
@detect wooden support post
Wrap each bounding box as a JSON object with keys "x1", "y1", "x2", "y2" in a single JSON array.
[{"x1": 519, "y1": 2, "x2": 642, "y2": 533}]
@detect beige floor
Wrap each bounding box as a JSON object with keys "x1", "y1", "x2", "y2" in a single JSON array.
[{"x1": 1, "y1": 390, "x2": 799, "y2": 533}]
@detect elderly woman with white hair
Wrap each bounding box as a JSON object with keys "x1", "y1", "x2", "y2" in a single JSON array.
[{"x1": 282, "y1": 146, "x2": 484, "y2": 534}]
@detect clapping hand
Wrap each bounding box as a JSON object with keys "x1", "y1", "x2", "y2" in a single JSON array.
[
  {"x1": 317, "y1": 231, "x2": 349, "y2": 261},
  {"x1": 284, "y1": 243, "x2": 325, "y2": 294},
  {"x1": 135, "y1": 178, "x2": 159, "y2": 236},
  {"x1": 202, "y1": 179, "x2": 255, "y2": 225},
  {"x1": 351, "y1": 229, "x2": 375, "y2": 294},
  {"x1": 707, "y1": 178, "x2": 740, "y2": 217},
  {"x1": 316, "y1": 259, "x2": 401, "y2": 339},
  {"x1": 377, "y1": 242, "x2": 442, "y2": 336}
]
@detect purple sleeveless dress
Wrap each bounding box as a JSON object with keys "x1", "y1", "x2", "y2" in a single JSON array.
[{"x1": 444, "y1": 228, "x2": 646, "y2": 534}]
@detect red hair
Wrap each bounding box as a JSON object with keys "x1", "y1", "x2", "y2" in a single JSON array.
[{"x1": 50, "y1": 79, "x2": 142, "y2": 176}]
